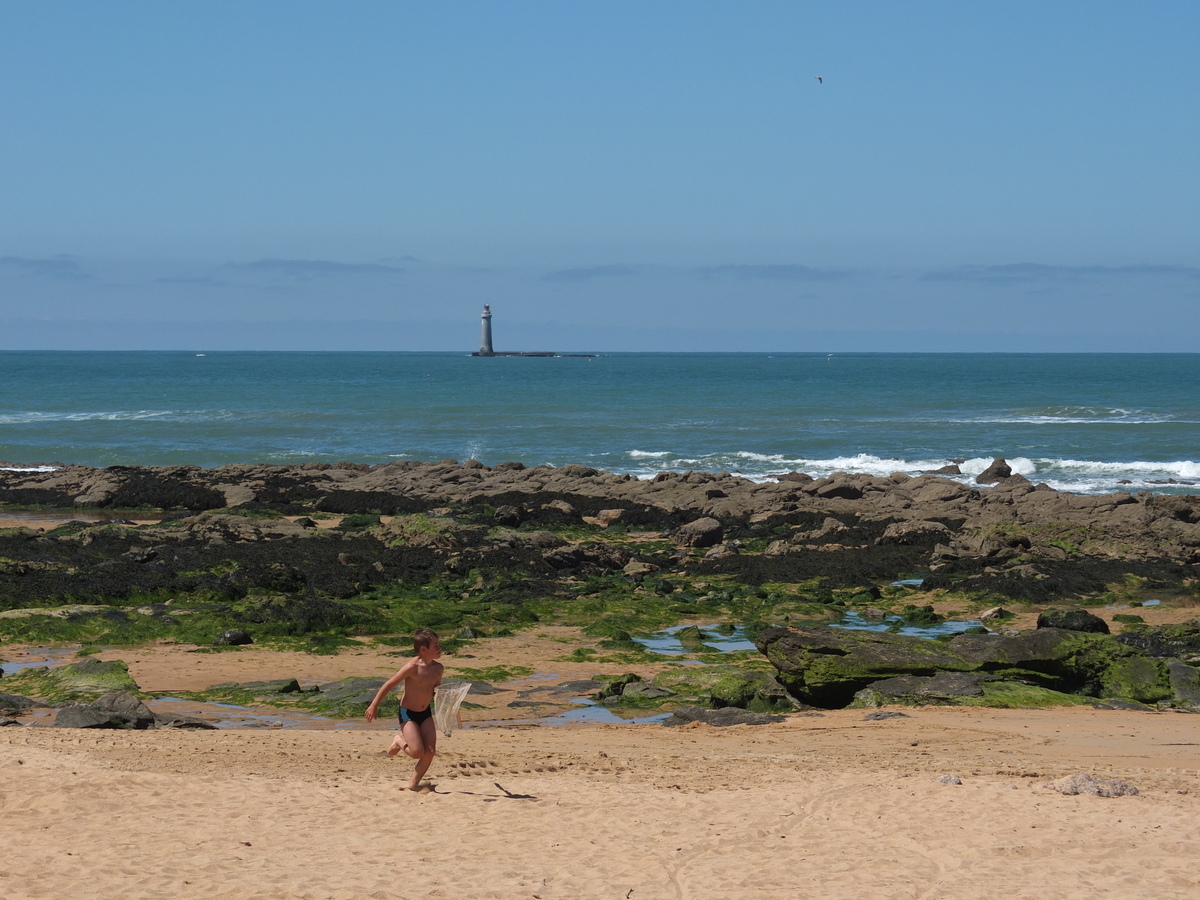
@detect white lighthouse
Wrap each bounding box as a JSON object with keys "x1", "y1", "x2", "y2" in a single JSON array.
[{"x1": 479, "y1": 305, "x2": 494, "y2": 356}]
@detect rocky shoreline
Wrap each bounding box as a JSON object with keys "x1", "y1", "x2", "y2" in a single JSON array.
[
  {"x1": 1, "y1": 458, "x2": 1198, "y2": 717},
  {"x1": 2, "y1": 456, "x2": 1197, "y2": 580}
]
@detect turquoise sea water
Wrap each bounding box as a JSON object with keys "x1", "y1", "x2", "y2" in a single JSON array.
[{"x1": 1, "y1": 351, "x2": 1197, "y2": 495}]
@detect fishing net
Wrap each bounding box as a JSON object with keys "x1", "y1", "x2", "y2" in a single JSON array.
[{"x1": 433, "y1": 680, "x2": 471, "y2": 736}]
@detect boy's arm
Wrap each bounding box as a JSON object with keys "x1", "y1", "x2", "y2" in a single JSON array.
[{"x1": 364, "y1": 661, "x2": 413, "y2": 723}]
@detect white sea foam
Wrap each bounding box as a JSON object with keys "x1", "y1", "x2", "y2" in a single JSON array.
[
  {"x1": 627, "y1": 450, "x2": 671, "y2": 459},
  {"x1": 0, "y1": 465, "x2": 60, "y2": 472},
  {"x1": 0, "y1": 410, "x2": 227, "y2": 425},
  {"x1": 621, "y1": 450, "x2": 1199, "y2": 494},
  {"x1": 948, "y1": 408, "x2": 1183, "y2": 425}
]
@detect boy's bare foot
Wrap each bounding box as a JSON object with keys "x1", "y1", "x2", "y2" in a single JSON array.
[{"x1": 386, "y1": 736, "x2": 407, "y2": 758}]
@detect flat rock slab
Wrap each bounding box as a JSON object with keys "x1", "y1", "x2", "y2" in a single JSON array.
[
  {"x1": 315, "y1": 677, "x2": 386, "y2": 704},
  {"x1": 0, "y1": 693, "x2": 44, "y2": 711}
]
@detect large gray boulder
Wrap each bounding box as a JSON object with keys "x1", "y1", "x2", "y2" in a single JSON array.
[
  {"x1": 91, "y1": 690, "x2": 157, "y2": 728},
  {"x1": 55, "y1": 691, "x2": 156, "y2": 729},
  {"x1": 673, "y1": 517, "x2": 724, "y2": 548},
  {"x1": 852, "y1": 672, "x2": 992, "y2": 707}
]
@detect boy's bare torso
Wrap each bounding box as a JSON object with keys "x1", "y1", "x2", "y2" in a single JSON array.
[{"x1": 400, "y1": 657, "x2": 443, "y2": 711}]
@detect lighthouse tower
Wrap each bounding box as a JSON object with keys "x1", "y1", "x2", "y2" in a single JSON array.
[{"x1": 479, "y1": 305, "x2": 494, "y2": 356}]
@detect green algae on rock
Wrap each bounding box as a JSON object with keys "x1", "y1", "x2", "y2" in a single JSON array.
[{"x1": 2, "y1": 657, "x2": 140, "y2": 704}]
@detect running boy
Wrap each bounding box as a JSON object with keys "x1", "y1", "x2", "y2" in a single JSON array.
[{"x1": 365, "y1": 627, "x2": 444, "y2": 791}]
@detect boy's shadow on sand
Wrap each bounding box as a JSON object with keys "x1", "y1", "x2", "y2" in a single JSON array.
[{"x1": 429, "y1": 782, "x2": 539, "y2": 802}]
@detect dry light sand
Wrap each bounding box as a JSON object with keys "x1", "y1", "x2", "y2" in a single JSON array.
[{"x1": 3, "y1": 633, "x2": 1200, "y2": 900}]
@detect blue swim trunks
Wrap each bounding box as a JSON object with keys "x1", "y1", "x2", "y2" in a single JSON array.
[{"x1": 399, "y1": 705, "x2": 433, "y2": 727}]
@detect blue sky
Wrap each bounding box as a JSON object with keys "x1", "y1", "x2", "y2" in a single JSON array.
[{"x1": 1, "y1": 1, "x2": 1197, "y2": 351}]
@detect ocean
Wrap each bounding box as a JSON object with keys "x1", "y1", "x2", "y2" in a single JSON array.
[{"x1": 1, "y1": 351, "x2": 1197, "y2": 496}]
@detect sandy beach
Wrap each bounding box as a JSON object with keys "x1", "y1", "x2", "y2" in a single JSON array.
[{"x1": 3, "y1": 636, "x2": 1199, "y2": 900}]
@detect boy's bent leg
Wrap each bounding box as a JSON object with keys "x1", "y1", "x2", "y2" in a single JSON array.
[
  {"x1": 407, "y1": 717, "x2": 439, "y2": 790},
  {"x1": 399, "y1": 718, "x2": 424, "y2": 759}
]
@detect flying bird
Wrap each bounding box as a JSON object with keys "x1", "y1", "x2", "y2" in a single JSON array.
[{"x1": 815, "y1": 75, "x2": 823, "y2": 84}]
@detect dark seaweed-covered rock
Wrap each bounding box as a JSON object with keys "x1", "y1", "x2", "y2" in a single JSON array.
[
  {"x1": 1037, "y1": 608, "x2": 1110, "y2": 634},
  {"x1": 103, "y1": 472, "x2": 227, "y2": 511},
  {"x1": 240, "y1": 679, "x2": 303, "y2": 694},
  {"x1": 314, "y1": 491, "x2": 428, "y2": 515},
  {"x1": 661, "y1": 705, "x2": 785, "y2": 727},
  {"x1": 214, "y1": 629, "x2": 253, "y2": 646},
  {"x1": 238, "y1": 595, "x2": 369, "y2": 634},
  {"x1": 1116, "y1": 620, "x2": 1200, "y2": 660}
]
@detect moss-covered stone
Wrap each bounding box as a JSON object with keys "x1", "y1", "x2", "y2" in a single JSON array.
[
  {"x1": 649, "y1": 665, "x2": 791, "y2": 711},
  {"x1": 973, "y1": 682, "x2": 1096, "y2": 708},
  {"x1": 1100, "y1": 656, "x2": 1172, "y2": 704},
  {"x1": 757, "y1": 625, "x2": 980, "y2": 708},
  {"x1": 759, "y1": 624, "x2": 1178, "y2": 709},
  {"x1": 675, "y1": 625, "x2": 716, "y2": 652},
  {"x1": 58, "y1": 657, "x2": 140, "y2": 693},
  {"x1": 595, "y1": 672, "x2": 643, "y2": 702},
  {"x1": 0, "y1": 657, "x2": 140, "y2": 704}
]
